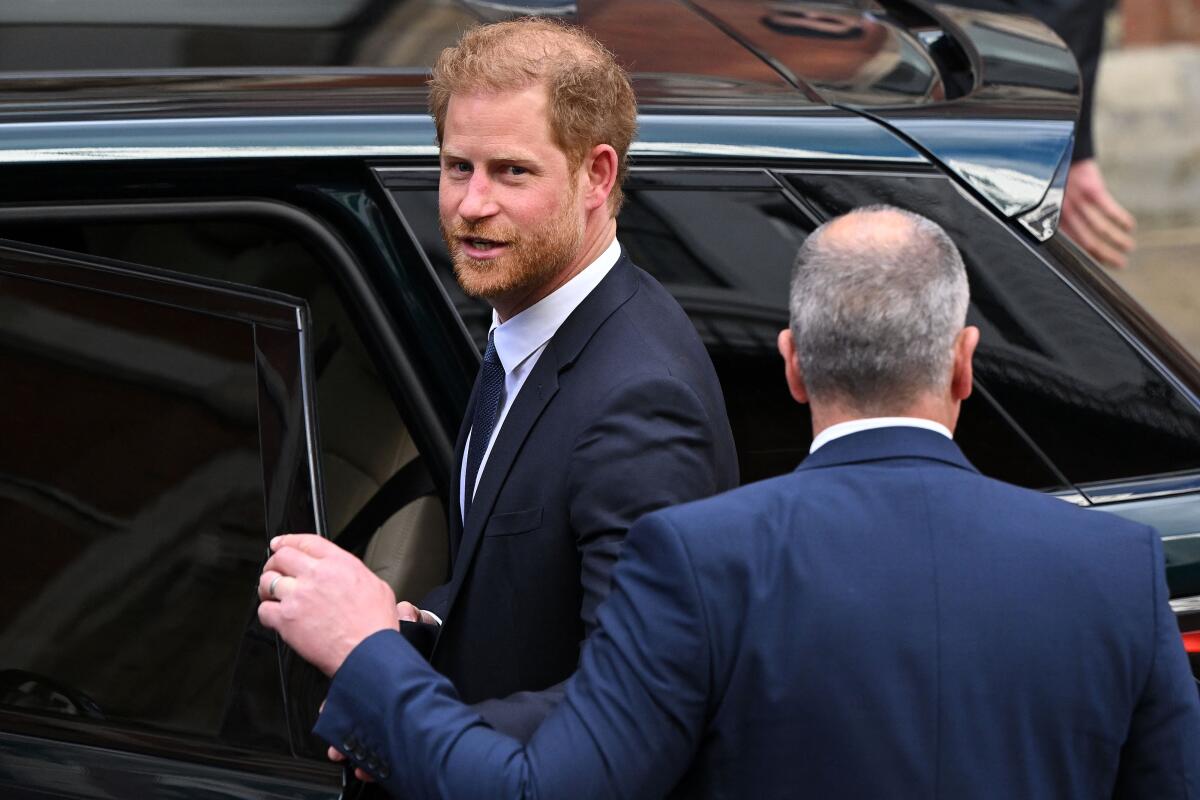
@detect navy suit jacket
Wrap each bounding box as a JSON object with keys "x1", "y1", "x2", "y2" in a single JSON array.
[
  {"x1": 319, "y1": 427, "x2": 1200, "y2": 798},
  {"x1": 415, "y1": 254, "x2": 738, "y2": 740}
]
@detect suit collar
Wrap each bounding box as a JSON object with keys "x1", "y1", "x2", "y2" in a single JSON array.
[
  {"x1": 545, "y1": 253, "x2": 639, "y2": 371},
  {"x1": 810, "y1": 417, "x2": 951, "y2": 454},
  {"x1": 796, "y1": 426, "x2": 978, "y2": 475}
]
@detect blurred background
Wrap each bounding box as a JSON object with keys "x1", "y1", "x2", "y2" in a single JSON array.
[{"x1": 1099, "y1": 0, "x2": 1200, "y2": 356}]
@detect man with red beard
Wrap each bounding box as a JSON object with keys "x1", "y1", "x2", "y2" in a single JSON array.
[{"x1": 274, "y1": 18, "x2": 737, "y2": 745}]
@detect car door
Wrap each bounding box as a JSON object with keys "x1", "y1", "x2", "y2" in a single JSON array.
[{"x1": 0, "y1": 239, "x2": 348, "y2": 798}]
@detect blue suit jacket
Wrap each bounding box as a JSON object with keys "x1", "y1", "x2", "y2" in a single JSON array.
[
  {"x1": 416, "y1": 254, "x2": 738, "y2": 740},
  {"x1": 318, "y1": 427, "x2": 1200, "y2": 798}
]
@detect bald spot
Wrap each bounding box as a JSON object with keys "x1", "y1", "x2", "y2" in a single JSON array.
[{"x1": 822, "y1": 208, "x2": 917, "y2": 253}]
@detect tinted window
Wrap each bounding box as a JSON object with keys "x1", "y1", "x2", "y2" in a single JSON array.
[
  {"x1": 393, "y1": 175, "x2": 1061, "y2": 487},
  {"x1": 788, "y1": 171, "x2": 1200, "y2": 492},
  {"x1": 0, "y1": 271, "x2": 271, "y2": 741},
  {"x1": 622, "y1": 188, "x2": 810, "y2": 482},
  {"x1": 0, "y1": 219, "x2": 424, "y2": 545}
]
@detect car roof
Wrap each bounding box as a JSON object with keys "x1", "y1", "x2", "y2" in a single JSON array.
[
  {"x1": 0, "y1": 0, "x2": 1080, "y2": 232},
  {"x1": 0, "y1": 0, "x2": 1068, "y2": 110}
]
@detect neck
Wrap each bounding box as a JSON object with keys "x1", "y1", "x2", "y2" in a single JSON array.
[
  {"x1": 809, "y1": 393, "x2": 957, "y2": 442},
  {"x1": 493, "y1": 218, "x2": 616, "y2": 323}
]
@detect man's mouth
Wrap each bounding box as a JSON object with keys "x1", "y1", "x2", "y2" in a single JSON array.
[{"x1": 460, "y1": 237, "x2": 508, "y2": 258}]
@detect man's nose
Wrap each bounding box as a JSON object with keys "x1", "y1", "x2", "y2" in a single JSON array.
[{"x1": 458, "y1": 172, "x2": 498, "y2": 222}]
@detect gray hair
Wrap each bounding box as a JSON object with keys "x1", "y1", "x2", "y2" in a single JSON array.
[{"x1": 788, "y1": 205, "x2": 969, "y2": 412}]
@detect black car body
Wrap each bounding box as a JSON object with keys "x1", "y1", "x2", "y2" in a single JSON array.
[{"x1": 1, "y1": 1, "x2": 1197, "y2": 797}]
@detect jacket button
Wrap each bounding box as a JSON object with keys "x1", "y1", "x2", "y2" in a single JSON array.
[{"x1": 342, "y1": 736, "x2": 359, "y2": 753}]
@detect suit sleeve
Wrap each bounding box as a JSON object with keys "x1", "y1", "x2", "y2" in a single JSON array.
[
  {"x1": 1113, "y1": 531, "x2": 1200, "y2": 798},
  {"x1": 566, "y1": 372, "x2": 727, "y2": 633},
  {"x1": 313, "y1": 512, "x2": 713, "y2": 800}
]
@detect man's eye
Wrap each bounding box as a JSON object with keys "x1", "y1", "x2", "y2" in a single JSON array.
[
  {"x1": 506, "y1": 165, "x2": 528, "y2": 176},
  {"x1": 447, "y1": 162, "x2": 471, "y2": 174}
]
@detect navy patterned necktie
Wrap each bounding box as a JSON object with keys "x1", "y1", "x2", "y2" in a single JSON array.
[{"x1": 464, "y1": 330, "x2": 505, "y2": 520}]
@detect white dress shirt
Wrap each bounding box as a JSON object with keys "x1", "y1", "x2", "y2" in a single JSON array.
[
  {"x1": 808, "y1": 416, "x2": 952, "y2": 454},
  {"x1": 459, "y1": 237, "x2": 622, "y2": 519}
]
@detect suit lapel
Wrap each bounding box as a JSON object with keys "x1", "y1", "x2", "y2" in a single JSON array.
[
  {"x1": 437, "y1": 255, "x2": 641, "y2": 628},
  {"x1": 436, "y1": 347, "x2": 559, "y2": 636}
]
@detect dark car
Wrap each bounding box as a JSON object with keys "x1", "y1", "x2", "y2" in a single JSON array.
[{"x1": 1, "y1": 1, "x2": 1197, "y2": 797}]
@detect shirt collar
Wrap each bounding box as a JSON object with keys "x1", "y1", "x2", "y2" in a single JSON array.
[
  {"x1": 489, "y1": 238, "x2": 621, "y2": 373},
  {"x1": 809, "y1": 417, "x2": 952, "y2": 454}
]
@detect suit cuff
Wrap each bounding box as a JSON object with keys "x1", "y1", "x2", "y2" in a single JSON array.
[{"x1": 313, "y1": 629, "x2": 428, "y2": 785}]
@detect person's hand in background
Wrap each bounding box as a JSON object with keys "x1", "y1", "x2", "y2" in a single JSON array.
[{"x1": 1060, "y1": 158, "x2": 1136, "y2": 269}]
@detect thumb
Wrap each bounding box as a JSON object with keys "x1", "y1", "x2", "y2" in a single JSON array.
[{"x1": 397, "y1": 601, "x2": 422, "y2": 623}]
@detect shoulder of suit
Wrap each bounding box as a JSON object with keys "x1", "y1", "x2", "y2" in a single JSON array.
[
  {"x1": 973, "y1": 472, "x2": 1149, "y2": 531},
  {"x1": 932, "y1": 469, "x2": 1159, "y2": 566},
  {"x1": 649, "y1": 471, "x2": 799, "y2": 529},
  {"x1": 655, "y1": 463, "x2": 1155, "y2": 547},
  {"x1": 584, "y1": 269, "x2": 703, "y2": 358}
]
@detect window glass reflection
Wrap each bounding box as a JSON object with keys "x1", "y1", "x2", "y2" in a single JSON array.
[
  {"x1": 0, "y1": 273, "x2": 265, "y2": 740},
  {"x1": 0, "y1": 219, "x2": 422, "y2": 551}
]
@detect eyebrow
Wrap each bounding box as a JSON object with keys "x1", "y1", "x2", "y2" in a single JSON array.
[{"x1": 440, "y1": 150, "x2": 538, "y2": 164}]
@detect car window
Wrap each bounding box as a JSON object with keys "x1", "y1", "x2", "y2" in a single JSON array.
[
  {"x1": 0, "y1": 218, "x2": 442, "y2": 574},
  {"x1": 0, "y1": 253, "x2": 291, "y2": 748},
  {"x1": 787, "y1": 171, "x2": 1200, "y2": 494},
  {"x1": 389, "y1": 173, "x2": 1063, "y2": 488}
]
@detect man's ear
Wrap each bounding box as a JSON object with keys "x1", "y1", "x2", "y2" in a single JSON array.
[
  {"x1": 950, "y1": 325, "x2": 980, "y2": 402},
  {"x1": 582, "y1": 144, "x2": 618, "y2": 212},
  {"x1": 777, "y1": 328, "x2": 809, "y2": 405}
]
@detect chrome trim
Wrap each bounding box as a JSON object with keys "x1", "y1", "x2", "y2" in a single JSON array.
[
  {"x1": 1077, "y1": 473, "x2": 1200, "y2": 505},
  {"x1": 0, "y1": 113, "x2": 438, "y2": 164},
  {"x1": 631, "y1": 114, "x2": 923, "y2": 163},
  {"x1": 630, "y1": 141, "x2": 909, "y2": 161},
  {"x1": 297, "y1": 307, "x2": 327, "y2": 540},
  {"x1": 1018, "y1": 146, "x2": 1070, "y2": 241},
  {"x1": 1163, "y1": 532, "x2": 1200, "y2": 542},
  {"x1": 1087, "y1": 489, "x2": 1197, "y2": 504},
  {"x1": 0, "y1": 111, "x2": 926, "y2": 165},
  {"x1": 1017, "y1": 187, "x2": 1062, "y2": 242},
  {"x1": 1170, "y1": 596, "x2": 1200, "y2": 615},
  {"x1": 0, "y1": 145, "x2": 435, "y2": 163}
]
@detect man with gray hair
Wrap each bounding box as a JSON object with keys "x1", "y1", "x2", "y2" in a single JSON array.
[{"x1": 262, "y1": 206, "x2": 1200, "y2": 798}]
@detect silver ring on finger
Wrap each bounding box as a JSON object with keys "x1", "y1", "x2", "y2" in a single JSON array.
[{"x1": 268, "y1": 575, "x2": 282, "y2": 598}]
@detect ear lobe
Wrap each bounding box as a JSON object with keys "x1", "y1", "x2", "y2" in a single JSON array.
[{"x1": 777, "y1": 328, "x2": 809, "y2": 405}]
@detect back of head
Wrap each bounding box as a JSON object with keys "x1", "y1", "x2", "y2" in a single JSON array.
[
  {"x1": 428, "y1": 17, "x2": 637, "y2": 212},
  {"x1": 788, "y1": 205, "x2": 969, "y2": 413}
]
